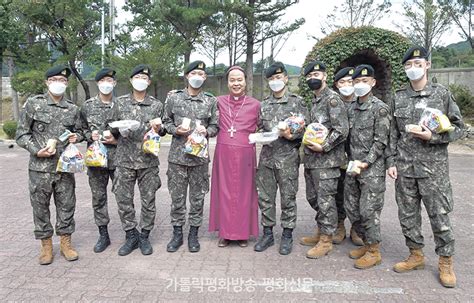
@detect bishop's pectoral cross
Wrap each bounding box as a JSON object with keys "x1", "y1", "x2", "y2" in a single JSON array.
[{"x1": 228, "y1": 126, "x2": 236, "y2": 138}]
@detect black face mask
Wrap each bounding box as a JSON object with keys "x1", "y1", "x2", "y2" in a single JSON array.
[{"x1": 306, "y1": 78, "x2": 322, "y2": 90}]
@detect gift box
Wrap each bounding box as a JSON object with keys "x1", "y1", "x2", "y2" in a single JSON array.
[
  {"x1": 419, "y1": 108, "x2": 454, "y2": 133},
  {"x1": 303, "y1": 123, "x2": 329, "y2": 145}
]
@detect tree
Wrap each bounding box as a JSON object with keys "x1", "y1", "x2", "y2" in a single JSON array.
[
  {"x1": 227, "y1": 0, "x2": 304, "y2": 96},
  {"x1": 396, "y1": 0, "x2": 452, "y2": 54},
  {"x1": 197, "y1": 13, "x2": 227, "y2": 75},
  {"x1": 321, "y1": 0, "x2": 392, "y2": 35},
  {"x1": 440, "y1": 0, "x2": 474, "y2": 52},
  {"x1": 223, "y1": 12, "x2": 246, "y2": 67},
  {"x1": 16, "y1": 0, "x2": 105, "y2": 101}
]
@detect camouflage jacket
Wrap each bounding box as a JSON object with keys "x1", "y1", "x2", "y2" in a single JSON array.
[
  {"x1": 387, "y1": 82, "x2": 464, "y2": 177},
  {"x1": 162, "y1": 89, "x2": 218, "y2": 166},
  {"x1": 78, "y1": 95, "x2": 117, "y2": 169},
  {"x1": 109, "y1": 93, "x2": 165, "y2": 169},
  {"x1": 347, "y1": 95, "x2": 390, "y2": 178},
  {"x1": 304, "y1": 87, "x2": 349, "y2": 169},
  {"x1": 16, "y1": 94, "x2": 82, "y2": 173},
  {"x1": 257, "y1": 91, "x2": 309, "y2": 169}
]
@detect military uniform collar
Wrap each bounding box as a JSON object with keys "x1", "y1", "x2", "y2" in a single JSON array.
[
  {"x1": 355, "y1": 95, "x2": 374, "y2": 111},
  {"x1": 312, "y1": 86, "x2": 331, "y2": 104},
  {"x1": 184, "y1": 88, "x2": 205, "y2": 102},
  {"x1": 269, "y1": 91, "x2": 289, "y2": 104},
  {"x1": 46, "y1": 93, "x2": 69, "y2": 108},
  {"x1": 130, "y1": 93, "x2": 152, "y2": 105},
  {"x1": 408, "y1": 82, "x2": 434, "y2": 98},
  {"x1": 95, "y1": 94, "x2": 114, "y2": 107}
]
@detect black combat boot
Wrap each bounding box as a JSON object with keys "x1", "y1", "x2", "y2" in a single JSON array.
[
  {"x1": 167, "y1": 226, "x2": 183, "y2": 253},
  {"x1": 254, "y1": 226, "x2": 274, "y2": 252},
  {"x1": 188, "y1": 226, "x2": 200, "y2": 253},
  {"x1": 94, "y1": 225, "x2": 111, "y2": 253},
  {"x1": 118, "y1": 228, "x2": 139, "y2": 256},
  {"x1": 139, "y1": 229, "x2": 153, "y2": 255},
  {"x1": 279, "y1": 228, "x2": 293, "y2": 255}
]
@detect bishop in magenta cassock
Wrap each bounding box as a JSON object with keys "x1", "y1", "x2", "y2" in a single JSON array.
[{"x1": 208, "y1": 66, "x2": 261, "y2": 247}]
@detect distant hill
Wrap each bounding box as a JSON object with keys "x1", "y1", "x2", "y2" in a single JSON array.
[
  {"x1": 285, "y1": 64, "x2": 301, "y2": 75},
  {"x1": 444, "y1": 40, "x2": 471, "y2": 53}
]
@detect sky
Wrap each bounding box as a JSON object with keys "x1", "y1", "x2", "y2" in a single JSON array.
[{"x1": 115, "y1": 0, "x2": 463, "y2": 67}]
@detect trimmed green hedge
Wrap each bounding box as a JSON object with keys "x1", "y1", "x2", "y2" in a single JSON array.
[{"x1": 3, "y1": 120, "x2": 18, "y2": 139}]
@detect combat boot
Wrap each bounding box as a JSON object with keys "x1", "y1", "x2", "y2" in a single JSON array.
[
  {"x1": 306, "y1": 234, "x2": 333, "y2": 259},
  {"x1": 60, "y1": 234, "x2": 79, "y2": 261},
  {"x1": 333, "y1": 221, "x2": 346, "y2": 244},
  {"x1": 94, "y1": 225, "x2": 111, "y2": 253},
  {"x1": 254, "y1": 226, "x2": 274, "y2": 252},
  {"x1": 118, "y1": 228, "x2": 139, "y2": 256},
  {"x1": 299, "y1": 228, "x2": 320, "y2": 246},
  {"x1": 279, "y1": 228, "x2": 293, "y2": 255},
  {"x1": 349, "y1": 245, "x2": 368, "y2": 259},
  {"x1": 188, "y1": 226, "x2": 200, "y2": 253},
  {"x1": 439, "y1": 256, "x2": 456, "y2": 288},
  {"x1": 393, "y1": 248, "x2": 425, "y2": 273},
  {"x1": 167, "y1": 226, "x2": 183, "y2": 253},
  {"x1": 139, "y1": 229, "x2": 153, "y2": 255},
  {"x1": 39, "y1": 237, "x2": 53, "y2": 265},
  {"x1": 354, "y1": 243, "x2": 382, "y2": 269},
  {"x1": 350, "y1": 226, "x2": 364, "y2": 246}
]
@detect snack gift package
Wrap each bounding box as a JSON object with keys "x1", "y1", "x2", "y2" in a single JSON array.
[
  {"x1": 419, "y1": 107, "x2": 454, "y2": 133},
  {"x1": 184, "y1": 121, "x2": 208, "y2": 158},
  {"x1": 57, "y1": 144, "x2": 85, "y2": 173},
  {"x1": 143, "y1": 128, "x2": 161, "y2": 157},
  {"x1": 303, "y1": 123, "x2": 329, "y2": 145},
  {"x1": 85, "y1": 141, "x2": 108, "y2": 168},
  {"x1": 248, "y1": 128, "x2": 279, "y2": 145},
  {"x1": 282, "y1": 114, "x2": 306, "y2": 134},
  {"x1": 109, "y1": 120, "x2": 140, "y2": 137}
]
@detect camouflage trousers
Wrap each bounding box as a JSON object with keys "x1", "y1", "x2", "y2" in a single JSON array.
[
  {"x1": 112, "y1": 166, "x2": 161, "y2": 231},
  {"x1": 167, "y1": 163, "x2": 209, "y2": 227},
  {"x1": 256, "y1": 164, "x2": 298, "y2": 229},
  {"x1": 334, "y1": 168, "x2": 347, "y2": 223},
  {"x1": 87, "y1": 167, "x2": 115, "y2": 227},
  {"x1": 344, "y1": 175, "x2": 385, "y2": 244},
  {"x1": 28, "y1": 170, "x2": 76, "y2": 239},
  {"x1": 304, "y1": 167, "x2": 340, "y2": 235},
  {"x1": 395, "y1": 174, "x2": 455, "y2": 256}
]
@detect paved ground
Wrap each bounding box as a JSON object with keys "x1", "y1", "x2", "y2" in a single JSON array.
[{"x1": 0, "y1": 142, "x2": 473, "y2": 302}]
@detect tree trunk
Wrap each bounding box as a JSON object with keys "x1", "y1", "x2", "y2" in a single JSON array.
[
  {"x1": 184, "y1": 49, "x2": 191, "y2": 67},
  {"x1": 245, "y1": 0, "x2": 256, "y2": 97},
  {"x1": 69, "y1": 60, "x2": 90, "y2": 103},
  {"x1": 7, "y1": 57, "x2": 19, "y2": 121},
  {"x1": 0, "y1": 50, "x2": 4, "y2": 123}
]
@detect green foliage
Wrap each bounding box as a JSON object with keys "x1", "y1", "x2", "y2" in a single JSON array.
[
  {"x1": 11, "y1": 69, "x2": 46, "y2": 96},
  {"x1": 2, "y1": 120, "x2": 17, "y2": 139},
  {"x1": 449, "y1": 84, "x2": 474, "y2": 117},
  {"x1": 432, "y1": 43, "x2": 474, "y2": 68},
  {"x1": 299, "y1": 26, "x2": 411, "y2": 102}
]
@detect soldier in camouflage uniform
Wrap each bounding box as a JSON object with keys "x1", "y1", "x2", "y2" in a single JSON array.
[
  {"x1": 333, "y1": 67, "x2": 364, "y2": 246},
  {"x1": 16, "y1": 65, "x2": 82, "y2": 265},
  {"x1": 110, "y1": 64, "x2": 166, "y2": 256},
  {"x1": 77, "y1": 68, "x2": 118, "y2": 253},
  {"x1": 300, "y1": 61, "x2": 349, "y2": 260},
  {"x1": 387, "y1": 46, "x2": 464, "y2": 288},
  {"x1": 253, "y1": 62, "x2": 309, "y2": 256},
  {"x1": 343, "y1": 64, "x2": 390, "y2": 269},
  {"x1": 163, "y1": 61, "x2": 218, "y2": 253}
]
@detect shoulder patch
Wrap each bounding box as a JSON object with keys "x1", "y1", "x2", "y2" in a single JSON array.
[
  {"x1": 379, "y1": 108, "x2": 388, "y2": 117},
  {"x1": 204, "y1": 92, "x2": 214, "y2": 97},
  {"x1": 330, "y1": 99, "x2": 339, "y2": 107}
]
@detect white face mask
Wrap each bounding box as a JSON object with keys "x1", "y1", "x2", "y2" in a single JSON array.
[
  {"x1": 98, "y1": 82, "x2": 114, "y2": 95},
  {"x1": 354, "y1": 83, "x2": 372, "y2": 97},
  {"x1": 131, "y1": 78, "x2": 148, "y2": 92},
  {"x1": 268, "y1": 79, "x2": 285, "y2": 92},
  {"x1": 405, "y1": 67, "x2": 425, "y2": 81},
  {"x1": 188, "y1": 75, "x2": 205, "y2": 89},
  {"x1": 48, "y1": 82, "x2": 67, "y2": 96},
  {"x1": 339, "y1": 86, "x2": 355, "y2": 97}
]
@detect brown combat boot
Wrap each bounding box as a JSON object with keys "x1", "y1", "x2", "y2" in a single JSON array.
[
  {"x1": 332, "y1": 221, "x2": 346, "y2": 244},
  {"x1": 349, "y1": 245, "x2": 368, "y2": 259},
  {"x1": 439, "y1": 256, "x2": 456, "y2": 288},
  {"x1": 350, "y1": 226, "x2": 364, "y2": 246},
  {"x1": 354, "y1": 243, "x2": 382, "y2": 269},
  {"x1": 60, "y1": 234, "x2": 79, "y2": 261},
  {"x1": 299, "y1": 228, "x2": 320, "y2": 246},
  {"x1": 39, "y1": 237, "x2": 53, "y2": 265},
  {"x1": 393, "y1": 248, "x2": 425, "y2": 273},
  {"x1": 306, "y1": 234, "x2": 333, "y2": 259}
]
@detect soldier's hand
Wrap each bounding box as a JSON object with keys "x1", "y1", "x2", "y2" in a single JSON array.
[
  {"x1": 176, "y1": 125, "x2": 191, "y2": 136},
  {"x1": 68, "y1": 133, "x2": 78, "y2": 143},
  {"x1": 91, "y1": 130, "x2": 100, "y2": 141},
  {"x1": 102, "y1": 135, "x2": 117, "y2": 145},
  {"x1": 37, "y1": 147, "x2": 56, "y2": 158},
  {"x1": 411, "y1": 124, "x2": 432, "y2": 141},
  {"x1": 388, "y1": 166, "x2": 398, "y2": 180},
  {"x1": 358, "y1": 162, "x2": 369, "y2": 170},
  {"x1": 196, "y1": 125, "x2": 207, "y2": 136},
  {"x1": 307, "y1": 141, "x2": 323, "y2": 152},
  {"x1": 150, "y1": 118, "x2": 162, "y2": 132},
  {"x1": 279, "y1": 127, "x2": 292, "y2": 140}
]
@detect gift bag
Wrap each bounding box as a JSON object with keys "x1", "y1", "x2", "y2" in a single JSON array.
[
  {"x1": 419, "y1": 107, "x2": 454, "y2": 133},
  {"x1": 143, "y1": 128, "x2": 161, "y2": 156},
  {"x1": 184, "y1": 121, "x2": 208, "y2": 158},
  {"x1": 248, "y1": 129, "x2": 279, "y2": 145},
  {"x1": 85, "y1": 141, "x2": 108, "y2": 167},
  {"x1": 56, "y1": 144, "x2": 85, "y2": 173},
  {"x1": 303, "y1": 123, "x2": 329, "y2": 145},
  {"x1": 284, "y1": 114, "x2": 306, "y2": 134},
  {"x1": 109, "y1": 120, "x2": 140, "y2": 137}
]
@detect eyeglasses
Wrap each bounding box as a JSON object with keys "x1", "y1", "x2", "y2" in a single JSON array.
[
  {"x1": 133, "y1": 74, "x2": 149, "y2": 80},
  {"x1": 47, "y1": 77, "x2": 68, "y2": 84}
]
